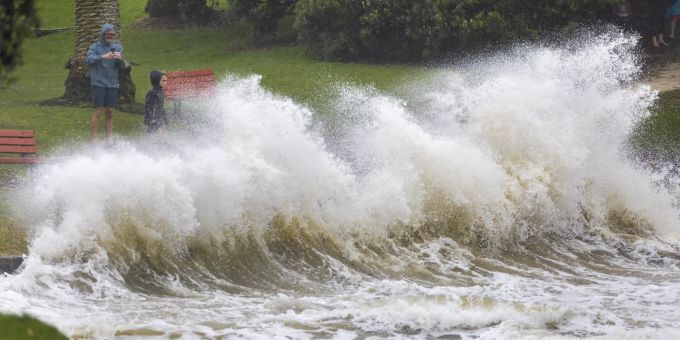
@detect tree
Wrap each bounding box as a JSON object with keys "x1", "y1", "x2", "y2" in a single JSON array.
[
  {"x1": 145, "y1": 0, "x2": 211, "y2": 21},
  {"x1": 0, "y1": 0, "x2": 39, "y2": 85},
  {"x1": 230, "y1": 0, "x2": 297, "y2": 39},
  {"x1": 295, "y1": 0, "x2": 618, "y2": 62},
  {"x1": 60, "y1": 0, "x2": 137, "y2": 111}
]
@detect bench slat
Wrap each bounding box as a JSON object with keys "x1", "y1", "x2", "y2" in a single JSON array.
[
  {"x1": 164, "y1": 69, "x2": 216, "y2": 100},
  {"x1": 166, "y1": 69, "x2": 214, "y2": 78},
  {"x1": 165, "y1": 75, "x2": 215, "y2": 85},
  {"x1": 0, "y1": 137, "x2": 36, "y2": 146},
  {"x1": 165, "y1": 82, "x2": 214, "y2": 90},
  {"x1": 0, "y1": 145, "x2": 38, "y2": 153},
  {"x1": 165, "y1": 91, "x2": 214, "y2": 99},
  {"x1": 0, "y1": 129, "x2": 40, "y2": 165},
  {"x1": 165, "y1": 85, "x2": 214, "y2": 94},
  {"x1": 0, "y1": 130, "x2": 34, "y2": 138},
  {"x1": 0, "y1": 157, "x2": 41, "y2": 164}
]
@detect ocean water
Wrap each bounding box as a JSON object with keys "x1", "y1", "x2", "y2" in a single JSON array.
[{"x1": 2, "y1": 31, "x2": 680, "y2": 339}]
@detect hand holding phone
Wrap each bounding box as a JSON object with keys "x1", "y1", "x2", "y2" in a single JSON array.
[{"x1": 108, "y1": 48, "x2": 120, "y2": 60}]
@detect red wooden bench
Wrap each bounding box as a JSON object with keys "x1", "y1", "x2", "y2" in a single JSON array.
[
  {"x1": 164, "y1": 69, "x2": 216, "y2": 100},
  {"x1": 0, "y1": 130, "x2": 40, "y2": 164}
]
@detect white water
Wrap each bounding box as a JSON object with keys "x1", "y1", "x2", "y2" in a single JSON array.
[{"x1": 2, "y1": 31, "x2": 680, "y2": 339}]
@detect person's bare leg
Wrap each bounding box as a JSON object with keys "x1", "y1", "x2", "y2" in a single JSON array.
[
  {"x1": 671, "y1": 20, "x2": 676, "y2": 38},
  {"x1": 659, "y1": 34, "x2": 669, "y2": 46},
  {"x1": 652, "y1": 36, "x2": 660, "y2": 47},
  {"x1": 91, "y1": 107, "x2": 102, "y2": 142},
  {"x1": 105, "y1": 107, "x2": 114, "y2": 140}
]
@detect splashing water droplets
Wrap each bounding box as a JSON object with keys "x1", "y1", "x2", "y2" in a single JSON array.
[{"x1": 2, "y1": 30, "x2": 680, "y2": 338}]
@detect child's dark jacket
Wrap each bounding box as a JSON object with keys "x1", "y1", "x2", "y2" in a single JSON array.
[{"x1": 144, "y1": 71, "x2": 167, "y2": 132}]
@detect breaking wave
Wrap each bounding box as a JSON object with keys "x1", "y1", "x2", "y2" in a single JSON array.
[{"x1": 2, "y1": 29, "x2": 680, "y2": 339}]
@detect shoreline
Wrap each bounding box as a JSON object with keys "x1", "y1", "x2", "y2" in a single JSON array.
[
  {"x1": 643, "y1": 61, "x2": 680, "y2": 93},
  {"x1": 642, "y1": 42, "x2": 680, "y2": 92}
]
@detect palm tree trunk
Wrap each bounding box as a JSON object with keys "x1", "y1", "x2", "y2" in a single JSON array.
[{"x1": 61, "y1": 0, "x2": 136, "y2": 111}]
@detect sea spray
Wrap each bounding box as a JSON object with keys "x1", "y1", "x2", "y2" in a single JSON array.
[{"x1": 2, "y1": 29, "x2": 680, "y2": 338}]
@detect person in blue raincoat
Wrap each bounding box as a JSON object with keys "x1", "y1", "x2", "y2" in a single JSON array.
[{"x1": 87, "y1": 23, "x2": 126, "y2": 142}]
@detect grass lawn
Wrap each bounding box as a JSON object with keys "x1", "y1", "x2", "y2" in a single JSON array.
[
  {"x1": 0, "y1": 314, "x2": 67, "y2": 340},
  {"x1": 631, "y1": 89, "x2": 680, "y2": 151}
]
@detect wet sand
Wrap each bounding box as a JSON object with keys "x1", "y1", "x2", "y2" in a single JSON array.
[{"x1": 644, "y1": 61, "x2": 680, "y2": 92}]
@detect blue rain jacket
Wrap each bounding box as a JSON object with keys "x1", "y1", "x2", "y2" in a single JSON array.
[
  {"x1": 671, "y1": 0, "x2": 680, "y2": 16},
  {"x1": 87, "y1": 23, "x2": 125, "y2": 88}
]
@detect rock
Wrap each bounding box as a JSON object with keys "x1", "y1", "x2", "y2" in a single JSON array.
[{"x1": 0, "y1": 256, "x2": 24, "y2": 274}]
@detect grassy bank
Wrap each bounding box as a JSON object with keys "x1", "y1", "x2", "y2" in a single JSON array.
[
  {"x1": 632, "y1": 89, "x2": 680, "y2": 150},
  {"x1": 0, "y1": 314, "x2": 67, "y2": 340}
]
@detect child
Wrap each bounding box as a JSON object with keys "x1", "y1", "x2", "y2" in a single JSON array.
[
  {"x1": 144, "y1": 70, "x2": 168, "y2": 133},
  {"x1": 614, "y1": 0, "x2": 632, "y2": 25}
]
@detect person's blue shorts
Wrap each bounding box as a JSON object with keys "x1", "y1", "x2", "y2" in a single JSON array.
[{"x1": 92, "y1": 86, "x2": 118, "y2": 108}]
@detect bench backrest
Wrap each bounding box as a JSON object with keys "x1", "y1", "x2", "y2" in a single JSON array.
[
  {"x1": 0, "y1": 130, "x2": 39, "y2": 164},
  {"x1": 164, "y1": 69, "x2": 216, "y2": 100}
]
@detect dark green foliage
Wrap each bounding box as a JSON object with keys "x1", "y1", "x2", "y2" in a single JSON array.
[
  {"x1": 294, "y1": 0, "x2": 617, "y2": 62},
  {"x1": 358, "y1": 0, "x2": 431, "y2": 61},
  {"x1": 145, "y1": 0, "x2": 211, "y2": 20},
  {"x1": 229, "y1": 0, "x2": 298, "y2": 38},
  {"x1": 0, "y1": 314, "x2": 67, "y2": 340},
  {"x1": 0, "y1": 0, "x2": 39, "y2": 85},
  {"x1": 293, "y1": 0, "x2": 363, "y2": 61}
]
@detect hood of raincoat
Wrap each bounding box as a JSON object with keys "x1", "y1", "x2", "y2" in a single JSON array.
[
  {"x1": 150, "y1": 70, "x2": 164, "y2": 88},
  {"x1": 100, "y1": 23, "x2": 115, "y2": 46}
]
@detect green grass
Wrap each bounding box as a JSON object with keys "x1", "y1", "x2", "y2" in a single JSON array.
[
  {"x1": 35, "y1": 0, "x2": 74, "y2": 28},
  {"x1": 0, "y1": 0, "x2": 419, "y2": 154},
  {"x1": 0, "y1": 186, "x2": 27, "y2": 255},
  {"x1": 0, "y1": 314, "x2": 67, "y2": 340},
  {"x1": 120, "y1": 0, "x2": 149, "y2": 25},
  {"x1": 632, "y1": 89, "x2": 680, "y2": 148},
  {"x1": 35, "y1": 0, "x2": 146, "y2": 27}
]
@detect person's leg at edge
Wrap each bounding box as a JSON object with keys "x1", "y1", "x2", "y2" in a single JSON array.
[
  {"x1": 105, "y1": 107, "x2": 114, "y2": 140},
  {"x1": 91, "y1": 86, "x2": 104, "y2": 142},
  {"x1": 670, "y1": 18, "x2": 677, "y2": 38},
  {"x1": 91, "y1": 108, "x2": 102, "y2": 142}
]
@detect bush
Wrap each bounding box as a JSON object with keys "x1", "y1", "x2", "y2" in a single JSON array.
[
  {"x1": 0, "y1": 0, "x2": 39, "y2": 85},
  {"x1": 294, "y1": 0, "x2": 617, "y2": 62},
  {"x1": 293, "y1": 0, "x2": 363, "y2": 61},
  {"x1": 229, "y1": 0, "x2": 298, "y2": 39},
  {"x1": 145, "y1": 0, "x2": 211, "y2": 20},
  {"x1": 357, "y1": 0, "x2": 432, "y2": 61}
]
